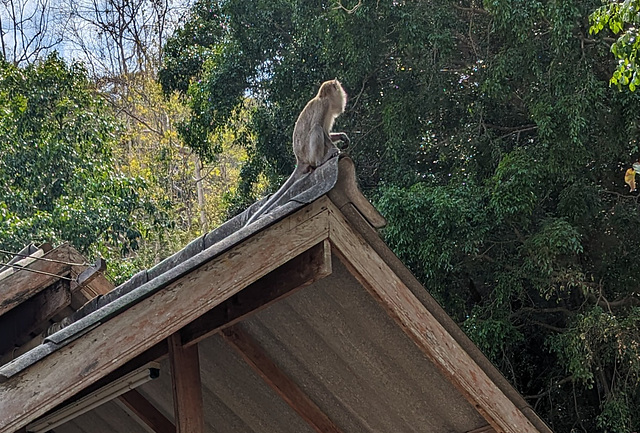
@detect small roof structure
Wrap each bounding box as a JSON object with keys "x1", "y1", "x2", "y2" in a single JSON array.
[{"x1": 0, "y1": 156, "x2": 553, "y2": 433}]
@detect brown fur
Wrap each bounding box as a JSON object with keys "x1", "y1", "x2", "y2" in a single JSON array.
[{"x1": 246, "y1": 79, "x2": 349, "y2": 225}]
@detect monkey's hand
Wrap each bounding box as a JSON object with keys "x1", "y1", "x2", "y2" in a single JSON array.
[{"x1": 330, "y1": 132, "x2": 350, "y2": 149}]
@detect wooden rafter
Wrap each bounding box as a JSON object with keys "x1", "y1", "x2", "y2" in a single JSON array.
[
  {"x1": 466, "y1": 425, "x2": 497, "y2": 433},
  {"x1": 182, "y1": 239, "x2": 332, "y2": 348},
  {"x1": 221, "y1": 325, "x2": 343, "y2": 433},
  {"x1": 117, "y1": 389, "x2": 175, "y2": 433},
  {"x1": 0, "y1": 280, "x2": 71, "y2": 355},
  {"x1": 75, "y1": 239, "x2": 333, "y2": 418},
  {"x1": 168, "y1": 333, "x2": 203, "y2": 433},
  {"x1": 0, "y1": 247, "x2": 72, "y2": 317}
]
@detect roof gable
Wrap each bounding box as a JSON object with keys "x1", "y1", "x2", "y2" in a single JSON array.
[{"x1": 0, "y1": 157, "x2": 551, "y2": 433}]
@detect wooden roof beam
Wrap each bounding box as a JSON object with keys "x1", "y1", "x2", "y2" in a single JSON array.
[
  {"x1": 65, "y1": 238, "x2": 333, "y2": 419},
  {"x1": 222, "y1": 325, "x2": 344, "y2": 433},
  {"x1": 0, "y1": 246, "x2": 72, "y2": 317},
  {"x1": 326, "y1": 202, "x2": 542, "y2": 433},
  {"x1": 466, "y1": 426, "x2": 497, "y2": 433},
  {"x1": 181, "y1": 239, "x2": 332, "y2": 348},
  {"x1": 0, "y1": 280, "x2": 71, "y2": 356},
  {"x1": 117, "y1": 389, "x2": 175, "y2": 433}
]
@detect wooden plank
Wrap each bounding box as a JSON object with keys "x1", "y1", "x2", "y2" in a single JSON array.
[
  {"x1": 221, "y1": 326, "x2": 343, "y2": 433},
  {"x1": 75, "y1": 341, "x2": 169, "y2": 402},
  {"x1": 66, "y1": 247, "x2": 114, "y2": 301},
  {"x1": 117, "y1": 389, "x2": 175, "y2": 433},
  {"x1": 466, "y1": 426, "x2": 497, "y2": 433},
  {"x1": 0, "y1": 198, "x2": 331, "y2": 433},
  {"x1": 182, "y1": 239, "x2": 332, "y2": 347},
  {"x1": 72, "y1": 258, "x2": 107, "y2": 290},
  {"x1": 325, "y1": 203, "x2": 541, "y2": 433},
  {"x1": 0, "y1": 246, "x2": 72, "y2": 317},
  {"x1": 0, "y1": 281, "x2": 71, "y2": 355},
  {"x1": 168, "y1": 334, "x2": 203, "y2": 433}
]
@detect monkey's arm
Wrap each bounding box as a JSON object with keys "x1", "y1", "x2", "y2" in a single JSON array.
[{"x1": 326, "y1": 131, "x2": 350, "y2": 149}]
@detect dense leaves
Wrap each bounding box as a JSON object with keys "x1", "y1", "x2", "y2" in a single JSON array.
[
  {"x1": 590, "y1": 0, "x2": 640, "y2": 90},
  {"x1": 162, "y1": 1, "x2": 640, "y2": 431},
  {"x1": 0, "y1": 55, "x2": 165, "y2": 281}
]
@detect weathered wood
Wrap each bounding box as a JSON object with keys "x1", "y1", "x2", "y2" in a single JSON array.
[
  {"x1": 326, "y1": 203, "x2": 541, "y2": 433},
  {"x1": 0, "y1": 198, "x2": 331, "y2": 433},
  {"x1": 0, "y1": 281, "x2": 71, "y2": 355},
  {"x1": 182, "y1": 239, "x2": 332, "y2": 347},
  {"x1": 66, "y1": 248, "x2": 113, "y2": 304},
  {"x1": 72, "y1": 258, "x2": 107, "y2": 290},
  {"x1": 0, "y1": 244, "x2": 39, "y2": 274},
  {"x1": 221, "y1": 325, "x2": 343, "y2": 433},
  {"x1": 117, "y1": 389, "x2": 176, "y2": 433},
  {"x1": 169, "y1": 334, "x2": 203, "y2": 433},
  {"x1": 0, "y1": 247, "x2": 72, "y2": 317},
  {"x1": 75, "y1": 341, "x2": 169, "y2": 402},
  {"x1": 466, "y1": 425, "x2": 497, "y2": 433}
]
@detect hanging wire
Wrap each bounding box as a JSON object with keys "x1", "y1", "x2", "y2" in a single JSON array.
[
  {"x1": 0, "y1": 248, "x2": 89, "y2": 266},
  {"x1": 0, "y1": 262, "x2": 76, "y2": 281}
]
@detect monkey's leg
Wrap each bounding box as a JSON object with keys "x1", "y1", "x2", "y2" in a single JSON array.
[{"x1": 309, "y1": 125, "x2": 338, "y2": 167}]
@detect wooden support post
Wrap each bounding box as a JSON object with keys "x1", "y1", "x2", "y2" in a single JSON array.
[
  {"x1": 117, "y1": 389, "x2": 175, "y2": 433},
  {"x1": 222, "y1": 326, "x2": 344, "y2": 433},
  {"x1": 168, "y1": 333, "x2": 204, "y2": 433}
]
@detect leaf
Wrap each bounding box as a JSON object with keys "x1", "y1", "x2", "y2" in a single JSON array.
[{"x1": 625, "y1": 168, "x2": 636, "y2": 191}]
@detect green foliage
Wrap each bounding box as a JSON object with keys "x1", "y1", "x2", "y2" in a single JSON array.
[
  {"x1": 161, "y1": 0, "x2": 460, "y2": 202},
  {"x1": 377, "y1": 182, "x2": 490, "y2": 313},
  {"x1": 0, "y1": 55, "x2": 166, "y2": 282},
  {"x1": 590, "y1": 0, "x2": 640, "y2": 90},
  {"x1": 163, "y1": 0, "x2": 640, "y2": 431}
]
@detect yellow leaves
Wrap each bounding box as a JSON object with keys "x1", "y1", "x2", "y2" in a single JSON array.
[{"x1": 625, "y1": 168, "x2": 636, "y2": 192}]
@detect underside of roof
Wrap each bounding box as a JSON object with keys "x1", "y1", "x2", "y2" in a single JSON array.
[
  {"x1": 0, "y1": 156, "x2": 552, "y2": 433},
  {"x1": 55, "y1": 258, "x2": 490, "y2": 433}
]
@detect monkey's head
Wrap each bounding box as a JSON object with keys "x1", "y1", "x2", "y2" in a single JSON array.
[{"x1": 318, "y1": 79, "x2": 347, "y2": 113}]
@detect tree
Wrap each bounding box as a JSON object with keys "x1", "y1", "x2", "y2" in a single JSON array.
[
  {"x1": 161, "y1": 1, "x2": 640, "y2": 431},
  {"x1": 61, "y1": 0, "x2": 190, "y2": 78},
  {"x1": 0, "y1": 0, "x2": 63, "y2": 64},
  {"x1": 590, "y1": 0, "x2": 640, "y2": 90},
  {"x1": 0, "y1": 54, "x2": 168, "y2": 282}
]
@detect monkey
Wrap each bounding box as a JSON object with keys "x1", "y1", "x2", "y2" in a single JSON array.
[{"x1": 245, "y1": 79, "x2": 349, "y2": 225}]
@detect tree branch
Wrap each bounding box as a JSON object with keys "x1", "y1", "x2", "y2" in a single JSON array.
[{"x1": 453, "y1": 5, "x2": 490, "y2": 15}]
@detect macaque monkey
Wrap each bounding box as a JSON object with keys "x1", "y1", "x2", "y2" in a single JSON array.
[{"x1": 246, "y1": 79, "x2": 349, "y2": 225}]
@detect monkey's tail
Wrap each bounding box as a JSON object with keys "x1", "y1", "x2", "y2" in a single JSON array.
[{"x1": 245, "y1": 165, "x2": 307, "y2": 226}]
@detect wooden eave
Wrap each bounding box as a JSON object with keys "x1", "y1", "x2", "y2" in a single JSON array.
[
  {"x1": 0, "y1": 157, "x2": 552, "y2": 433},
  {"x1": 0, "y1": 243, "x2": 113, "y2": 363}
]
